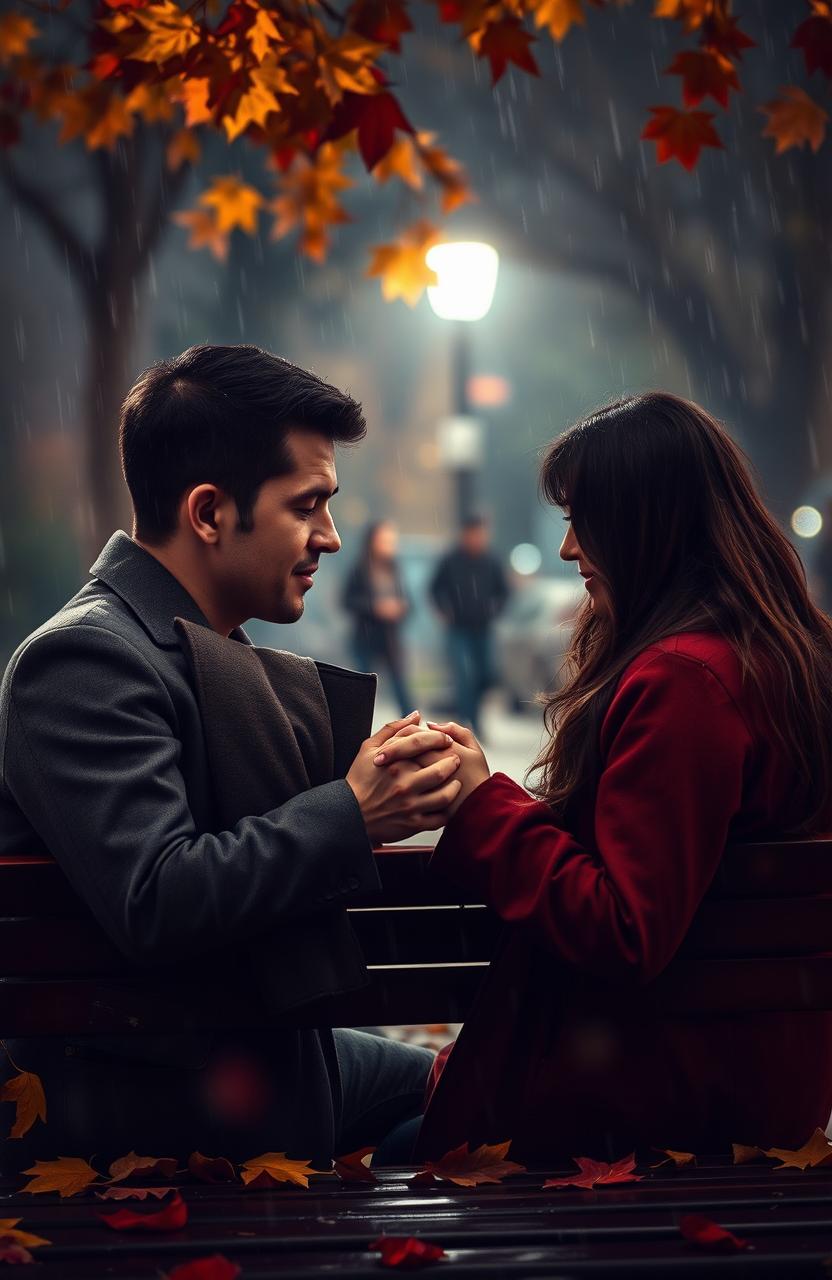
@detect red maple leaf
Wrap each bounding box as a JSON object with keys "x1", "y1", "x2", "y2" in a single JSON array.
[
  {"x1": 100, "y1": 1189, "x2": 188, "y2": 1232},
  {"x1": 792, "y1": 14, "x2": 832, "y2": 78},
  {"x1": 665, "y1": 49, "x2": 739, "y2": 108},
  {"x1": 641, "y1": 105, "x2": 724, "y2": 169},
  {"x1": 326, "y1": 87, "x2": 414, "y2": 168},
  {"x1": 167, "y1": 1256, "x2": 242, "y2": 1280},
  {"x1": 334, "y1": 1147, "x2": 378, "y2": 1183},
  {"x1": 350, "y1": 0, "x2": 413, "y2": 52},
  {"x1": 702, "y1": 13, "x2": 755, "y2": 60},
  {"x1": 370, "y1": 1235, "x2": 446, "y2": 1269},
  {"x1": 679, "y1": 1213, "x2": 750, "y2": 1252},
  {"x1": 477, "y1": 18, "x2": 540, "y2": 84},
  {"x1": 543, "y1": 1153, "x2": 643, "y2": 1190}
]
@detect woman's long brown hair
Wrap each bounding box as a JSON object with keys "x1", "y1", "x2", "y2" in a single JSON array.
[{"x1": 527, "y1": 391, "x2": 832, "y2": 835}]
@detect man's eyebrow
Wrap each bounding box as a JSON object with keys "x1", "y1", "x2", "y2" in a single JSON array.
[{"x1": 290, "y1": 483, "x2": 340, "y2": 502}]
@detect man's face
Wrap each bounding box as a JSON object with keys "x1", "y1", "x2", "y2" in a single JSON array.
[
  {"x1": 219, "y1": 429, "x2": 341, "y2": 626},
  {"x1": 462, "y1": 524, "x2": 488, "y2": 555}
]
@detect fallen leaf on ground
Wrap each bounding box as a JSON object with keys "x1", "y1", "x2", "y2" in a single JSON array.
[
  {"x1": 415, "y1": 1140, "x2": 525, "y2": 1187},
  {"x1": 96, "y1": 1186, "x2": 176, "y2": 1201},
  {"x1": 763, "y1": 1128, "x2": 832, "y2": 1170},
  {"x1": 108, "y1": 1151, "x2": 178, "y2": 1182},
  {"x1": 651, "y1": 1148, "x2": 696, "y2": 1169},
  {"x1": 0, "y1": 1072, "x2": 47, "y2": 1140},
  {"x1": 240, "y1": 1153, "x2": 326, "y2": 1189},
  {"x1": 334, "y1": 1147, "x2": 377, "y2": 1183},
  {"x1": 544, "y1": 1153, "x2": 642, "y2": 1190},
  {"x1": 100, "y1": 1188, "x2": 188, "y2": 1232},
  {"x1": 0, "y1": 1236, "x2": 34, "y2": 1264},
  {"x1": 0, "y1": 1220, "x2": 51, "y2": 1250},
  {"x1": 679, "y1": 1213, "x2": 750, "y2": 1251},
  {"x1": 165, "y1": 1255, "x2": 241, "y2": 1279},
  {"x1": 732, "y1": 1143, "x2": 765, "y2": 1165},
  {"x1": 21, "y1": 1157, "x2": 100, "y2": 1197},
  {"x1": 370, "y1": 1234, "x2": 446, "y2": 1268},
  {"x1": 188, "y1": 1152, "x2": 237, "y2": 1183}
]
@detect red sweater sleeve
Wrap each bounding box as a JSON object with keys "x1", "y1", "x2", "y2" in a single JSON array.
[{"x1": 431, "y1": 651, "x2": 751, "y2": 981}]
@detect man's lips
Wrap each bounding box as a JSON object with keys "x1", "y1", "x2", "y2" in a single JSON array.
[{"x1": 294, "y1": 566, "x2": 318, "y2": 586}]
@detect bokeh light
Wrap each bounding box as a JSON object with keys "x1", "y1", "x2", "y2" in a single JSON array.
[
  {"x1": 791, "y1": 506, "x2": 823, "y2": 538},
  {"x1": 510, "y1": 543, "x2": 542, "y2": 575}
]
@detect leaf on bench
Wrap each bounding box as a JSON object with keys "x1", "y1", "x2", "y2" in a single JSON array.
[
  {"x1": 334, "y1": 1147, "x2": 378, "y2": 1183},
  {"x1": 0, "y1": 1219, "x2": 52, "y2": 1251},
  {"x1": 240, "y1": 1152, "x2": 330, "y2": 1189},
  {"x1": 166, "y1": 1256, "x2": 241, "y2": 1280},
  {"x1": 108, "y1": 1151, "x2": 179, "y2": 1183},
  {"x1": 21, "y1": 1156, "x2": 101, "y2": 1198},
  {"x1": 732, "y1": 1143, "x2": 765, "y2": 1165},
  {"x1": 651, "y1": 1148, "x2": 696, "y2": 1169},
  {"x1": 762, "y1": 1127, "x2": 832, "y2": 1170},
  {"x1": 188, "y1": 1151, "x2": 238, "y2": 1183},
  {"x1": 679, "y1": 1213, "x2": 750, "y2": 1252},
  {"x1": 543, "y1": 1153, "x2": 642, "y2": 1190},
  {"x1": 0, "y1": 1071, "x2": 46, "y2": 1140},
  {"x1": 96, "y1": 1186, "x2": 177, "y2": 1201},
  {"x1": 412, "y1": 1139, "x2": 525, "y2": 1187},
  {"x1": 100, "y1": 1188, "x2": 188, "y2": 1232},
  {"x1": 370, "y1": 1234, "x2": 445, "y2": 1268}
]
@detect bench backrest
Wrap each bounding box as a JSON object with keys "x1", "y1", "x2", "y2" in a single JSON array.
[{"x1": 1, "y1": 840, "x2": 832, "y2": 1035}]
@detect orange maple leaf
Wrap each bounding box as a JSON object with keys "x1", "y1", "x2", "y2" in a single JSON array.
[
  {"x1": 240, "y1": 1152, "x2": 326, "y2": 1189},
  {"x1": 760, "y1": 86, "x2": 828, "y2": 155},
  {"x1": 665, "y1": 49, "x2": 739, "y2": 108},
  {"x1": 22, "y1": 1156, "x2": 102, "y2": 1198},
  {"x1": 125, "y1": 80, "x2": 176, "y2": 124},
  {"x1": 532, "y1": 0, "x2": 586, "y2": 43},
  {"x1": 317, "y1": 32, "x2": 386, "y2": 104},
  {"x1": 96, "y1": 1185, "x2": 176, "y2": 1201},
  {"x1": 0, "y1": 1219, "x2": 51, "y2": 1251},
  {"x1": 650, "y1": 1148, "x2": 696, "y2": 1168},
  {"x1": 367, "y1": 219, "x2": 440, "y2": 306},
  {"x1": 247, "y1": 6, "x2": 283, "y2": 63},
  {"x1": 86, "y1": 93, "x2": 135, "y2": 150},
  {"x1": 731, "y1": 1143, "x2": 765, "y2": 1165},
  {"x1": 166, "y1": 127, "x2": 201, "y2": 170},
  {"x1": 544, "y1": 1152, "x2": 642, "y2": 1190},
  {"x1": 0, "y1": 14, "x2": 38, "y2": 64},
  {"x1": 188, "y1": 1151, "x2": 238, "y2": 1183},
  {"x1": 641, "y1": 104, "x2": 723, "y2": 169},
  {"x1": 130, "y1": 1, "x2": 201, "y2": 65},
  {"x1": 173, "y1": 208, "x2": 230, "y2": 260},
  {"x1": 653, "y1": 0, "x2": 713, "y2": 30},
  {"x1": 415, "y1": 1139, "x2": 526, "y2": 1187},
  {"x1": 373, "y1": 133, "x2": 423, "y2": 187},
  {"x1": 269, "y1": 142, "x2": 353, "y2": 261},
  {"x1": 0, "y1": 1070, "x2": 46, "y2": 1140},
  {"x1": 417, "y1": 133, "x2": 472, "y2": 212},
  {"x1": 199, "y1": 174, "x2": 264, "y2": 233},
  {"x1": 762, "y1": 1127, "x2": 832, "y2": 1170},
  {"x1": 175, "y1": 76, "x2": 213, "y2": 127},
  {"x1": 108, "y1": 1151, "x2": 178, "y2": 1183}
]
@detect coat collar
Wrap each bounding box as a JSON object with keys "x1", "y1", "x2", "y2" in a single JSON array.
[{"x1": 89, "y1": 531, "x2": 250, "y2": 649}]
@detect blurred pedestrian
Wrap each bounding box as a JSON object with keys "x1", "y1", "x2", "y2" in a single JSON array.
[
  {"x1": 342, "y1": 519, "x2": 414, "y2": 716},
  {"x1": 429, "y1": 514, "x2": 509, "y2": 737}
]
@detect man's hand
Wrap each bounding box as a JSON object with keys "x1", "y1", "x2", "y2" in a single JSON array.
[
  {"x1": 375, "y1": 719, "x2": 491, "y2": 823},
  {"x1": 345, "y1": 712, "x2": 462, "y2": 843}
]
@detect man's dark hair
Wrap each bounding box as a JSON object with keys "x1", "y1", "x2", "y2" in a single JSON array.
[
  {"x1": 120, "y1": 344, "x2": 366, "y2": 543},
  {"x1": 462, "y1": 513, "x2": 487, "y2": 531}
]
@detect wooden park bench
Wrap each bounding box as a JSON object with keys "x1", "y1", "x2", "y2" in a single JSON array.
[{"x1": 2, "y1": 836, "x2": 832, "y2": 1276}]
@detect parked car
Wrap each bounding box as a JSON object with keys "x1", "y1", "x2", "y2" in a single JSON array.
[{"x1": 496, "y1": 575, "x2": 585, "y2": 712}]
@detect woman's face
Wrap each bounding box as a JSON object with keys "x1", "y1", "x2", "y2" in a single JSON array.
[
  {"x1": 372, "y1": 522, "x2": 398, "y2": 558},
  {"x1": 559, "y1": 515, "x2": 610, "y2": 614}
]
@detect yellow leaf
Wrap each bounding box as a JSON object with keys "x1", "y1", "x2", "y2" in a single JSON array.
[
  {"x1": 419, "y1": 1139, "x2": 527, "y2": 1187},
  {"x1": 0, "y1": 13, "x2": 37, "y2": 64},
  {"x1": 0, "y1": 1071, "x2": 46, "y2": 1140},
  {"x1": 125, "y1": 81, "x2": 176, "y2": 124},
  {"x1": 763, "y1": 1128, "x2": 832, "y2": 1171},
  {"x1": 248, "y1": 6, "x2": 282, "y2": 62},
  {"x1": 269, "y1": 143, "x2": 354, "y2": 260},
  {"x1": 531, "y1": 0, "x2": 586, "y2": 41},
  {"x1": 86, "y1": 94, "x2": 135, "y2": 151},
  {"x1": 221, "y1": 60, "x2": 296, "y2": 143},
  {"x1": 0, "y1": 1220, "x2": 51, "y2": 1250},
  {"x1": 367, "y1": 220, "x2": 440, "y2": 306},
  {"x1": 732, "y1": 1143, "x2": 765, "y2": 1165},
  {"x1": 131, "y1": 1, "x2": 201, "y2": 65},
  {"x1": 373, "y1": 134, "x2": 423, "y2": 188},
  {"x1": 21, "y1": 1157, "x2": 101, "y2": 1198},
  {"x1": 317, "y1": 33, "x2": 385, "y2": 104},
  {"x1": 199, "y1": 175, "x2": 264, "y2": 233},
  {"x1": 167, "y1": 127, "x2": 201, "y2": 170},
  {"x1": 176, "y1": 76, "x2": 213, "y2": 127},
  {"x1": 173, "y1": 208, "x2": 230, "y2": 260},
  {"x1": 761, "y1": 86, "x2": 828, "y2": 155},
  {"x1": 653, "y1": 0, "x2": 712, "y2": 26},
  {"x1": 650, "y1": 1148, "x2": 696, "y2": 1168},
  {"x1": 240, "y1": 1152, "x2": 324, "y2": 1189}
]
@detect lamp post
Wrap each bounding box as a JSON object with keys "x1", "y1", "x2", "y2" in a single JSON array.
[{"x1": 426, "y1": 242, "x2": 499, "y2": 529}]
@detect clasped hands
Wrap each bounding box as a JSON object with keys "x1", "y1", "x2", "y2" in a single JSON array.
[{"x1": 345, "y1": 710, "x2": 491, "y2": 844}]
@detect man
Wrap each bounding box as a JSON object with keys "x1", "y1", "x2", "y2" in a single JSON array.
[
  {"x1": 0, "y1": 344, "x2": 462, "y2": 1170},
  {"x1": 429, "y1": 515, "x2": 509, "y2": 738}
]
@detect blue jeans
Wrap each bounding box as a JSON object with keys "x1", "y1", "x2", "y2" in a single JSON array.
[
  {"x1": 447, "y1": 625, "x2": 494, "y2": 735},
  {"x1": 334, "y1": 1028, "x2": 433, "y2": 1155}
]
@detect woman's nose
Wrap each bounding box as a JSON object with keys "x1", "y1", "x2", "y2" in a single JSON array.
[{"x1": 560, "y1": 525, "x2": 579, "y2": 562}]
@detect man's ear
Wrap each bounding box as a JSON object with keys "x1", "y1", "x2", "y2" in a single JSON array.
[{"x1": 184, "y1": 484, "x2": 237, "y2": 546}]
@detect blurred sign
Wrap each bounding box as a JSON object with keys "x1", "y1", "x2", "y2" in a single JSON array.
[
  {"x1": 437, "y1": 416, "x2": 484, "y2": 467},
  {"x1": 467, "y1": 373, "x2": 512, "y2": 408}
]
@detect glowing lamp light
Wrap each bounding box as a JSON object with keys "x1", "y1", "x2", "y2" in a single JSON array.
[
  {"x1": 510, "y1": 543, "x2": 542, "y2": 576},
  {"x1": 791, "y1": 505, "x2": 823, "y2": 538},
  {"x1": 426, "y1": 242, "x2": 500, "y2": 322}
]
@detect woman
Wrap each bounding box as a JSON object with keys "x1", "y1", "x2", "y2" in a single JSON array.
[
  {"x1": 375, "y1": 392, "x2": 832, "y2": 1164},
  {"x1": 342, "y1": 520, "x2": 414, "y2": 717}
]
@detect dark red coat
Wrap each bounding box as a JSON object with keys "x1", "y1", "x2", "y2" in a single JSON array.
[{"x1": 416, "y1": 632, "x2": 832, "y2": 1163}]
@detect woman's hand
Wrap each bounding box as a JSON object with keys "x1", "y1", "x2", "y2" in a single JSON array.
[{"x1": 374, "y1": 719, "x2": 491, "y2": 822}]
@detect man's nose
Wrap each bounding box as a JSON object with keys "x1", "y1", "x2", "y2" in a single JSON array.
[{"x1": 312, "y1": 513, "x2": 341, "y2": 555}]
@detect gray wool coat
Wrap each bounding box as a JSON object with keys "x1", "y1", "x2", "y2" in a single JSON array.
[{"x1": 0, "y1": 532, "x2": 382, "y2": 1168}]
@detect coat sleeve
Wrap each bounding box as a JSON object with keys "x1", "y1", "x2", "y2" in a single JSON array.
[
  {"x1": 431, "y1": 652, "x2": 751, "y2": 981},
  {"x1": 2, "y1": 623, "x2": 381, "y2": 967}
]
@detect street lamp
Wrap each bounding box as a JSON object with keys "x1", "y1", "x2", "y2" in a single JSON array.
[{"x1": 426, "y1": 242, "x2": 499, "y2": 528}]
